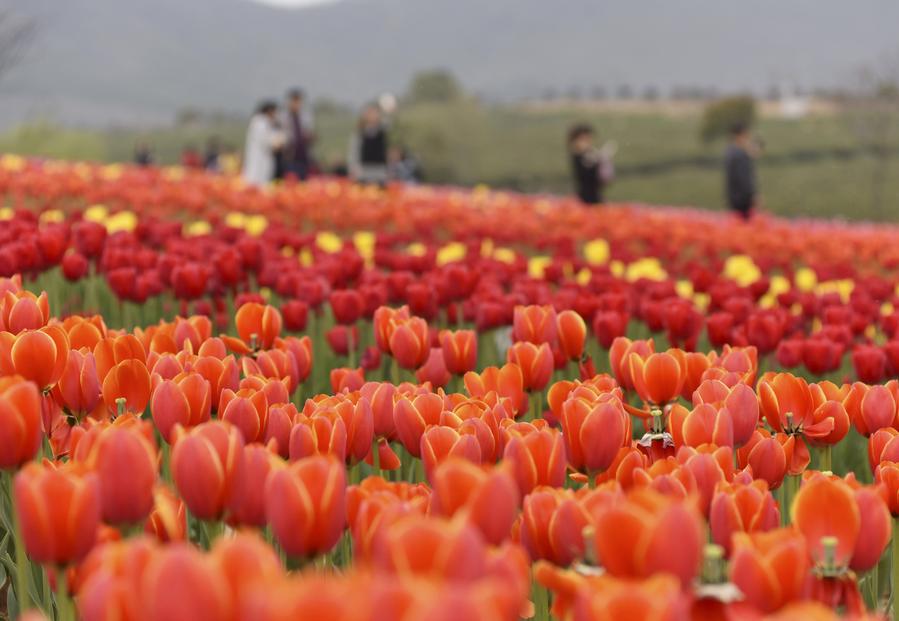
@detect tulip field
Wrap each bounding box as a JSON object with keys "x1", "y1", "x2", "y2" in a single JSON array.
[{"x1": 6, "y1": 155, "x2": 899, "y2": 621}]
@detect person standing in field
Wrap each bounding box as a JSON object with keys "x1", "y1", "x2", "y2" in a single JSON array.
[
  {"x1": 568, "y1": 123, "x2": 615, "y2": 205},
  {"x1": 348, "y1": 103, "x2": 389, "y2": 185},
  {"x1": 283, "y1": 88, "x2": 314, "y2": 181},
  {"x1": 724, "y1": 122, "x2": 760, "y2": 219},
  {"x1": 242, "y1": 100, "x2": 286, "y2": 187}
]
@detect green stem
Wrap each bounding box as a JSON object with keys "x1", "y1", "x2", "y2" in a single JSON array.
[
  {"x1": 4, "y1": 471, "x2": 31, "y2": 613},
  {"x1": 55, "y1": 569, "x2": 74, "y2": 621},
  {"x1": 347, "y1": 325, "x2": 356, "y2": 369},
  {"x1": 203, "y1": 520, "x2": 223, "y2": 549},
  {"x1": 371, "y1": 438, "x2": 381, "y2": 477}
]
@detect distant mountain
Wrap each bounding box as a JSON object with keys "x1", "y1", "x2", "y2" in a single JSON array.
[{"x1": 0, "y1": 0, "x2": 896, "y2": 127}]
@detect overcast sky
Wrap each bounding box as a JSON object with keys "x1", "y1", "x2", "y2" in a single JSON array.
[{"x1": 252, "y1": 0, "x2": 341, "y2": 6}]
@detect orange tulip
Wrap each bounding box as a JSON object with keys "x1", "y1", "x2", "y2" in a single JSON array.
[
  {"x1": 82, "y1": 424, "x2": 158, "y2": 524},
  {"x1": 0, "y1": 376, "x2": 42, "y2": 469},
  {"x1": 439, "y1": 329, "x2": 477, "y2": 375},
  {"x1": 191, "y1": 355, "x2": 240, "y2": 410},
  {"x1": 150, "y1": 372, "x2": 212, "y2": 443},
  {"x1": 420, "y1": 425, "x2": 482, "y2": 481},
  {"x1": 730, "y1": 528, "x2": 809, "y2": 613},
  {"x1": 373, "y1": 305, "x2": 410, "y2": 353},
  {"x1": 330, "y1": 367, "x2": 365, "y2": 393},
  {"x1": 102, "y1": 358, "x2": 151, "y2": 415},
  {"x1": 211, "y1": 532, "x2": 283, "y2": 615},
  {"x1": 14, "y1": 461, "x2": 101, "y2": 565},
  {"x1": 679, "y1": 351, "x2": 711, "y2": 400},
  {"x1": 393, "y1": 393, "x2": 444, "y2": 457},
  {"x1": 591, "y1": 488, "x2": 704, "y2": 587},
  {"x1": 570, "y1": 574, "x2": 687, "y2": 621},
  {"x1": 415, "y1": 348, "x2": 451, "y2": 388},
  {"x1": 61, "y1": 315, "x2": 107, "y2": 351},
  {"x1": 628, "y1": 351, "x2": 685, "y2": 406},
  {"x1": 265, "y1": 403, "x2": 300, "y2": 458},
  {"x1": 171, "y1": 421, "x2": 244, "y2": 520},
  {"x1": 93, "y1": 334, "x2": 146, "y2": 380},
  {"x1": 145, "y1": 484, "x2": 187, "y2": 542},
  {"x1": 846, "y1": 382, "x2": 899, "y2": 437},
  {"x1": 692, "y1": 379, "x2": 759, "y2": 447},
  {"x1": 228, "y1": 444, "x2": 285, "y2": 528},
  {"x1": 371, "y1": 513, "x2": 487, "y2": 581},
  {"x1": 265, "y1": 456, "x2": 346, "y2": 558},
  {"x1": 759, "y1": 373, "x2": 844, "y2": 442},
  {"x1": 464, "y1": 363, "x2": 526, "y2": 416},
  {"x1": 55, "y1": 349, "x2": 102, "y2": 419},
  {"x1": 502, "y1": 423, "x2": 566, "y2": 494},
  {"x1": 506, "y1": 342, "x2": 554, "y2": 391},
  {"x1": 360, "y1": 381, "x2": 397, "y2": 439},
  {"x1": 246, "y1": 349, "x2": 298, "y2": 395},
  {"x1": 556, "y1": 310, "x2": 587, "y2": 361},
  {"x1": 561, "y1": 395, "x2": 631, "y2": 475},
  {"x1": 608, "y1": 337, "x2": 654, "y2": 391},
  {"x1": 235, "y1": 302, "x2": 282, "y2": 349},
  {"x1": 792, "y1": 475, "x2": 862, "y2": 571},
  {"x1": 289, "y1": 413, "x2": 347, "y2": 462},
  {"x1": 736, "y1": 429, "x2": 791, "y2": 489},
  {"x1": 709, "y1": 479, "x2": 779, "y2": 555},
  {"x1": 519, "y1": 487, "x2": 591, "y2": 566},
  {"x1": 346, "y1": 477, "x2": 430, "y2": 560},
  {"x1": 430, "y1": 459, "x2": 520, "y2": 545},
  {"x1": 8, "y1": 325, "x2": 69, "y2": 390},
  {"x1": 275, "y1": 335, "x2": 313, "y2": 385},
  {"x1": 875, "y1": 461, "x2": 899, "y2": 515},
  {"x1": 512, "y1": 304, "x2": 557, "y2": 345},
  {"x1": 139, "y1": 544, "x2": 233, "y2": 621},
  {"x1": 388, "y1": 316, "x2": 431, "y2": 370},
  {"x1": 0, "y1": 290, "x2": 49, "y2": 334},
  {"x1": 4, "y1": 290, "x2": 47, "y2": 333},
  {"x1": 219, "y1": 387, "x2": 269, "y2": 444},
  {"x1": 849, "y1": 485, "x2": 891, "y2": 572},
  {"x1": 680, "y1": 403, "x2": 734, "y2": 448}
]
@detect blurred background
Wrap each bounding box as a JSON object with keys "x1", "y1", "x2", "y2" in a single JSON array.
[{"x1": 0, "y1": 0, "x2": 897, "y2": 219}]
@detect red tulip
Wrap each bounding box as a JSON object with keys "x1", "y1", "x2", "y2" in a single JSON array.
[
  {"x1": 219, "y1": 387, "x2": 269, "y2": 444},
  {"x1": 329, "y1": 290, "x2": 364, "y2": 325}
]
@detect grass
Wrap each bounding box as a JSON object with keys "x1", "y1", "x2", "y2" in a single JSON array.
[{"x1": 1, "y1": 101, "x2": 897, "y2": 221}]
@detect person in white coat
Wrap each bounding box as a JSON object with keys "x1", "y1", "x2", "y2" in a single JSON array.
[{"x1": 242, "y1": 101, "x2": 286, "y2": 187}]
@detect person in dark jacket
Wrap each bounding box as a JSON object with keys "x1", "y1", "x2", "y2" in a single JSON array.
[
  {"x1": 284, "y1": 88, "x2": 314, "y2": 180},
  {"x1": 348, "y1": 103, "x2": 389, "y2": 185},
  {"x1": 568, "y1": 123, "x2": 614, "y2": 205},
  {"x1": 724, "y1": 123, "x2": 759, "y2": 219}
]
